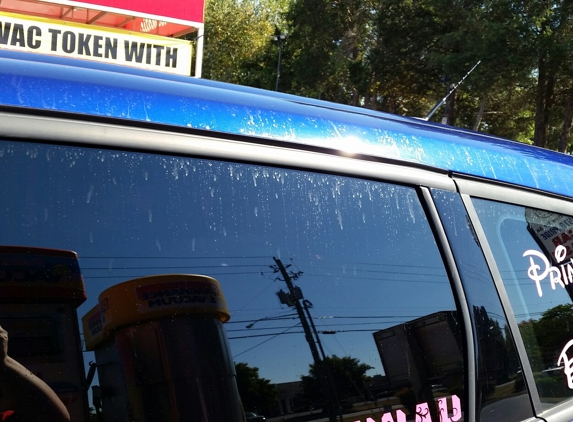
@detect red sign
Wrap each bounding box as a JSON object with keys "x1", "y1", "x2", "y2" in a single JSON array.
[
  {"x1": 0, "y1": 0, "x2": 203, "y2": 37},
  {"x1": 75, "y1": 0, "x2": 203, "y2": 23}
]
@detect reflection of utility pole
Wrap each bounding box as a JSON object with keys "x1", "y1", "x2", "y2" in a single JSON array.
[
  {"x1": 272, "y1": 258, "x2": 340, "y2": 422},
  {"x1": 302, "y1": 300, "x2": 327, "y2": 360},
  {"x1": 273, "y1": 258, "x2": 321, "y2": 366}
]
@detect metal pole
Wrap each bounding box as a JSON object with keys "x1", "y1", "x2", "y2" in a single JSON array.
[
  {"x1": 275, "y1": 40, "x2": 283, "y2": 91},
  {"x1": 423, "y1": 60, "x2": 481, "y2": 121}
]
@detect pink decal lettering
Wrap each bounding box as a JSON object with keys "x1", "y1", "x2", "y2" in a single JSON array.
[
  {"x1": 438, "y1": 397, "x2": 451, "y2": 422},
  {"x1": 451, "y1": 395, "x2": 462, "y2": 422},
  {"x1": 382, "y1": 409, "x2": 406, "y2": 422},
  {"x1": 438, "y1": 395, "x2": 463, "y2": 422},
  {"x1": 415, "y1": 402, "x2": 431, "y2": 422}
]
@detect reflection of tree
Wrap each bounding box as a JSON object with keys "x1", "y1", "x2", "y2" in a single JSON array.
[
  {"x1": 474, "y1": 306, "x2": 518, "y2": 397},
  {"x1": 300, "y1": 355, "x2": 372, "y2": 406},
  {"x1": 235, "y1": 363, "x2": 277, "y2": 414},
  {"x1": 520, "y1": 304, "x2": 573, "y2": 370},
  {"x1": 517, "y1": 319, "x2": 544, "y2": 371}
]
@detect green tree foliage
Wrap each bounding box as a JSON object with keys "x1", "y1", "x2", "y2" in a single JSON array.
[
  {"x1": 300, "y1": 355, "x2": 373, "y2": 406},
  {"x1": 202, "y1": 0, "x2": 288, "y2": 84},
  {"x1": 235, "y1": 362, "x2": 277, "y2": 413},
  {"x1": 200, "y1": 0, "x2": 573, "y2": 151},
  {"x1": 518, "y1": 304, "x2": 573, "y2": 372}
]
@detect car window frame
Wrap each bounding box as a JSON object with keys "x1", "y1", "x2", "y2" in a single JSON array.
[
  {"x1": 456, "y1": 174, "x2": 573, "y2": 422},
  {"x1": 1, "y1": 107, "x2": 483, "y2": 422}
]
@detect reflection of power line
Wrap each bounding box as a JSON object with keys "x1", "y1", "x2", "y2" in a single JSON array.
[
  {"x1": 80, "y1": 255, "x2": 271, "y2": 259},
  {"x1": 81, "y1": 271, "x2": 265, "y2": 279},
  {"x1": 225, "y1": 313, "x2": 298, "y2": 325},
  {"x1": 228, "y1": 329, "x2": 383, "y2": 339},
  {"x1": 226, "y1": 321, "x2": 411, "y2": 332},
  {"x1": 232, "y1": 323, "x2": 301, "y2": 357},
  {"x1": 230, "y1": 331, "x2": 304, "y2": 339},
  {"x1": 81, "y1": 264, "x2": 267, "y2": 270}
]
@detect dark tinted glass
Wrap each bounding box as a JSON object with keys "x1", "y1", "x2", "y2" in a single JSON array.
[
  {"x1": 432, "y1": 190, "x2": 532, "y2": 422},
  {"x1": 0, "y1": 140, "x2": 464, "y2": 422}
]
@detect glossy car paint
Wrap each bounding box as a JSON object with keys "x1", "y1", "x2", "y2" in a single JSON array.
[{"x1": 1, "y1": 49, "x2": 572, "y2": 198}]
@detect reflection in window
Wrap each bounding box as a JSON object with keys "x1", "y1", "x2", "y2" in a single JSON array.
[
  {"x1": 473, "y1": 199, "x2": 573, "y2": 409},
  {"x1": 432, "y1": 190, "x2": 531, "y2": 422},
  {"x1": 0, "y1": 140, "x2": 463, "y2": 421}
]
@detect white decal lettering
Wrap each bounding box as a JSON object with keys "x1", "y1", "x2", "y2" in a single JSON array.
[
  {"x1": 524, "y1": 246, "x2": 572, "y2": 297},
  {"x1": 558, "y1": 339, "x2": 573, "y2": 389}
]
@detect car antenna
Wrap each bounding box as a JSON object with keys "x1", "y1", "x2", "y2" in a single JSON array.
[{"x1": 422, "y1": 60, "x2": 481, "y2": 121}]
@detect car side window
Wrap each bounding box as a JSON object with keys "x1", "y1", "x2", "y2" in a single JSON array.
[
  {"x1": 1, "y1": 140, "x2": 465, "y2": 422},
  {"x1": 472, "y1": 198, "x2": 573, "y2": 410},
  {"x1": 432, "y1": 189, "x2": 532, "y2": 422}
]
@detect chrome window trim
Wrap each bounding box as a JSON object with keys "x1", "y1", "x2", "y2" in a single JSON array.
[
  {"x1": 455, "y1": 175, "x2": 573, "y2": 215},
  {"x1": 0, "y1": 111, "x2": 457, "y2": 192},
  {"x1": 421, "y1": 187, "x2": 476, "y2": 422}
]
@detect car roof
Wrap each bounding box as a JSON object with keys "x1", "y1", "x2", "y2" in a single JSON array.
[{"x1": 2, "y1": 49, "x2": 573, "y2": 198}]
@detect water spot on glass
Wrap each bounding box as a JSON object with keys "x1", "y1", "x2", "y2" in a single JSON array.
[
  {"x1": 86, "y1": 185, "x2": 94, "y2": 203},
  {"x1": 156, "y1": 239, "x2": 161, "y2": 251},
  {"x1": 149, "y1": 210, "x2": 153, "y2": 223},
  {"x1": 336, "y1": 209, "x2": 343, "y2": 230},
  {"x1": 89, "y1": 232, "x2": 93, "y2": 243},
  {"x1": 192, "y1": 238, "x2": 196, "y2": 251},
  {"x1": 144, "y1": 171, "x2": 148, "y2": 181},
  {"x1": 112, "y1": 177, "x2": 117, "y2": 185},
  {"x1": 254, "y1": 207, "x2": 258, "y2": 217}
]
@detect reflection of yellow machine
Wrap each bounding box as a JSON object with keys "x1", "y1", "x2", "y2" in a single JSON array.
[
  {"x1": 82, "y1": 274, "x2": 244, "y2": 422},
  {"x1": 0, "y1": 245, "x2": 89, "y2": 422}
]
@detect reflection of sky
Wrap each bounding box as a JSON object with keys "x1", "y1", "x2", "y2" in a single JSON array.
[
  {"x1": 472, "y1": 199, "x2": 573, "y2": 323},
  {"x1": 0, "y1": 141, "x2": 457, "y2": 384}
]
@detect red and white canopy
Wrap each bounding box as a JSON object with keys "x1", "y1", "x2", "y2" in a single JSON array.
[{"x1": 0, "y1": 0, "x2": 203, "y2": 38}]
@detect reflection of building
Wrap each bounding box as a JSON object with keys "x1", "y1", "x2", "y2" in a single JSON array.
[
  {"x1": 274, "y1": 381, "x2": 303, "y2": 414},
  {"x1": 373, "y1": 311, "x2": 464, "y2": 420},
  {"x1": 0, "y1": 246, "x2": 89, "y2": 422}
]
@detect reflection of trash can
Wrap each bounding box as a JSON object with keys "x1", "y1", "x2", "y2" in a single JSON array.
[
  {"x1": 0, "y1": 246, "x2": 89, "y2": 422},
  {"x1": 82, "y1": 274, "x2": 244, "y2": 422}
]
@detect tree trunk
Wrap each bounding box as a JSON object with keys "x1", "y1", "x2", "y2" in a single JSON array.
[
  {"x1": 534, "y1": 56, "x2": 548, "y2": 148},
  {"x1": 559, "y1": 86, "x2": 573, "y2": 153},
  {"x1": 534, "y1": 53, "x2": 557, "y2": 148},
  {"x1": 443, "y1": 87, "x2": 456, "y2": 126},
  {"x1": 473, "y1": 96, "x2": 487, "y2": 131}
]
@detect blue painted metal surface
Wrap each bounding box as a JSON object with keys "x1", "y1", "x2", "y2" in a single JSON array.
[{"x1": 1, "y1": 49, "x2": 573, "y2": 198}]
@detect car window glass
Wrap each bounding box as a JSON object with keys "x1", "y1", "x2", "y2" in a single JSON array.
[
  {"x1": 472, "y1": 198, "x2": 573, "y2": 410},
  {"x1": 1, "y1": 140, "x2": 464, "y2": 422},
  {"x1": 431, "y1": 190, "x2": 532, "y2": 422}
]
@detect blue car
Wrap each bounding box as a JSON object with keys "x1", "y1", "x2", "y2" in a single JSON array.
[{"x1": 1, "y1": 48, "x2": 573, "y2": 422}]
